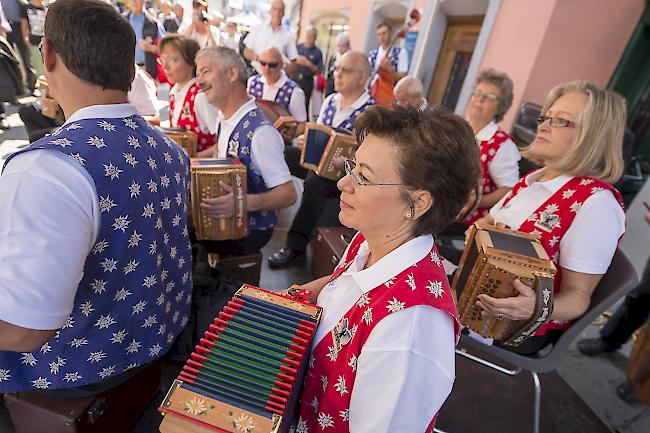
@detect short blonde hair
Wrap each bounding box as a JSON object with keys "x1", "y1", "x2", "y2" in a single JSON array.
[{"x1": 523, "y1": 80, "x2": 626, "y2": 184}]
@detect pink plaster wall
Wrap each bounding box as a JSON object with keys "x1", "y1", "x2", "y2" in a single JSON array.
[{"x1": 479, "y1": 0, "x2": 645, "y2": 131}]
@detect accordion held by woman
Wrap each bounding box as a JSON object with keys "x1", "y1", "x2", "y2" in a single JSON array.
[
  {"x1": 158, "y1": 126, "x2": 199, "y2": 157},
  {"x1": 191, "y1": 158, "x2": 247, "y2": 241},
  {"x1": 159, "y1": 284, "x2": 322, "y2": 433},
  {"x1": 300, "y1": 123, "x2": 357, "y2": 181},
  {"x1": 256, "y1": 99, "x2": 298, "y2": 143},
  {"x1": 451, "y1": 223, "x2": 556, "y2": 346}
]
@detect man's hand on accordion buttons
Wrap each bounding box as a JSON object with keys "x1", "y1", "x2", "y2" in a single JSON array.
[
  {"x1": 476, "y1": 279, "x2": 536, "y2": 321},
  {"x1": 200, "y1": 181, "x2": 234, "y2": 218}
]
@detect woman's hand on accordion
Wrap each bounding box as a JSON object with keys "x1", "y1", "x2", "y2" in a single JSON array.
[
  {"x1": 476, "y1": 279, "x2": 537, "y2": 321},
  {"x1": 199, "y1": 181, "x2": 235, "y2": 218}
]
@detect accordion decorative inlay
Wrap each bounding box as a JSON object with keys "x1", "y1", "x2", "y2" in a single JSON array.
[
  {"x1": 451, "y1": 223, "x2": 556, "y2": 346},
  {"x1": 191, "y1": 158, "x2": 247, "y2": 241},
  {"x1": 159, "y1": 284, "x2": 322, "y2": 433},
  {"x1": 158, "y1": 126, "x2": 199, "y2": 157},
  {"x1": 300, "y1": 123, "x2": 357, "y2": 181},
  {"x1": 256, "y1": 99, "x2": 298, "y2": 143}
]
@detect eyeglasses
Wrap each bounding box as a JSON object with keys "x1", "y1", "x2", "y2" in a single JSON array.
[
  {"x1": 470, "y1": 90, "x2": 499, "y2": 102},
  {"x1": 343, "y1": 159, "x2": 407, "y2": 187},
  {"x1": 259, "y1": 60, "x2": 279, "y2": 68},
  {"x1": 536, "y1": 115, "x2": 577, "y2": 128}
]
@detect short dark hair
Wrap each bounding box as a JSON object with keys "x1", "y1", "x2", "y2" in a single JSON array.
[
  {"x1": 376, "y1": 22, "x2": 391, "y2": 32},
  {"x1": 44, "y1": 0, "x2": 135, "y2": 92},
  {"x1": 354, "y1": 106, "x2": 482, "y2": 236},
  {"x1": 159, "y1": 35, "x2": 201, "y2": 76}
]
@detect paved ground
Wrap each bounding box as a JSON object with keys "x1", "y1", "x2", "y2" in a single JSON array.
[{"x1": 1, "y1": 97, "x2": 649, "y2": 432}]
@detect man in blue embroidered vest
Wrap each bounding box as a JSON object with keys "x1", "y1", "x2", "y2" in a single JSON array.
[
  {"x1": 368, "y1": 21, "x2": 409, "y2": 85},
  {"x1": 196, "y1": 46, "x2": 297, "y2": 255},
  {"x1": 0, "y1": 0, "x2": 192, "y2": 397},
  {"x1": 268, "y1": 51, "x2": 375, "y2": 268}
]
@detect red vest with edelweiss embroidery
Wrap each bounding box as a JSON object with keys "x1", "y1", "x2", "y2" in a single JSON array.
[
  {"x1": 501, "y1": 170, "x2": 624, "y2": 335},
  {"x1": 464, "y1": 129, "x2": 513, "y2": 225},
  {"x1": 297, "y1": 234, "x2": 460, "y2": 433},
  {"x1": 168, "y1": 81, "x2": 215, "y2": 152}
]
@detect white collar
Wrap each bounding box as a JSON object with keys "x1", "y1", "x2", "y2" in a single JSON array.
[
  {"x1": 219, "y1": 96, "x2": 257, "y2": 125},
  {"x1": 523, "y1": 168, "x2": 574, "y2": 194},
  {"x1": 346, "y1": 235, "x2": 434, "y2": 294},
  {"x1": 170, "y1": 77, "x2": 197, "y2": 97},
  {"x1": 264, "y1": 21, "x2": 286, "y2": 34},
  {"x1": 475, "y1": 120, "x2": 499, "y2": 142},
  {"x1": 260, "y1": 70, "x2": 288, "y2": 88},
  {"x1": 333, "y1": 91, "x2": 371, "y2": 112},
  {"x1": 64, "y1": 103, "x2": 138, "y2": 125}
]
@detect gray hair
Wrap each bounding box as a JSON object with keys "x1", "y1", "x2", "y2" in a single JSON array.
[
  {"x1": 306, "y1": 25, "x2": 318, "y2": 39},
  {"x1": 336, "y1": 31, "x2": 350, "y2": 47},
  {"x1": 394, "y1": 76, "x2": 423, "y2": 97},
  {"x1": 476, "y1": 68, "x2": 514, "y2": 122},
  {"x1": 196, "y1": 46, "x2": 248, "y2": 86}
]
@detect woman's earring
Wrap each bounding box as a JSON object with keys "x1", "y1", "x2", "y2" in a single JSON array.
[{"x1": 407, "y1": 204, "x2": 415, "y2": 220}]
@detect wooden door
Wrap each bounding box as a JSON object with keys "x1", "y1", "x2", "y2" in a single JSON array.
[{"x1": 427, "y1": 16, "x2": 483, "y2": 110}]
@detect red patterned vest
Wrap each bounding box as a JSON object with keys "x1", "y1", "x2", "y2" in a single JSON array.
[
  {"x1": 168, "y1": 81, "x2": 216, "y2": 152},
  {"x1": 297, "y1": 234, "x2": 460, "y2": 433},
  {"x1": 500, "y1": 170, "x2": 624, "y2": 335},
  {"x1": 464, "y1": 129, "x2": 513, "y2": 225}
]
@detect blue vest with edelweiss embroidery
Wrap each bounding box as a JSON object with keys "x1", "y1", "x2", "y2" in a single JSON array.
[
  {"x1": 369, "y1": 47, "x2": 401, "y2": 72},
  {"x1": 224, "y1": 107, "x2": 277, "y2": 231},
  {"x1": 0, "y1": 115, "x2": 192, "y2": 392},
  {"x1": 248, "y1": 74, "x2": 297, "y2": 111},
  {"x1": 321, "y1": 94, "x2": 376, "y2": 130}
]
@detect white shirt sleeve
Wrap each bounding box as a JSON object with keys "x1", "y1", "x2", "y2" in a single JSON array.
[
  {"x1": 396, "y1": 48, "x2": 409, "y2": 73},
  {"x1": 558, "y1": 190, "x2": 625, "y2": 274},
  {"x1": 0, "y1": 150, "x2": 99, "y2": 330},
  {"x1": 289, "y1": 86, "x2": 307, "y2": 122},
  {"x1": 193, "y1": 92, "x2": 220, "y2": 135},
  {"x1": 285, "y1": 36, "x2": 299, "y2": 61},
  {"x1": 350, "y1": 306, "x2": 456, "y2": 433},
  {"x1": 251, "y1": 125, "x2": 292, "y2": 189},
  {"x1": 488, "y1": 138, "x2": 521, "y2": 188},
  {"x1": 128, "y1": 68, "x2": 159, "y2": 117},
  {"x1": 243, "y1": 26, "x2": 258, "y2": 51}
]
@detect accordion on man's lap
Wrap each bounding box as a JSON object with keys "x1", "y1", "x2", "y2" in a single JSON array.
[
  {"x1": 159, "y1": 285, "x2": 322, "y2": 433},
  {"x1": 451, "y1": 223, "x2": 556, "y2": 346},
  {"x1": 300, "y1": 123, "x2": 357, "y2": 181},
  {"x1": 255, "y1": 99, "x2": 298, "y2": 143}
]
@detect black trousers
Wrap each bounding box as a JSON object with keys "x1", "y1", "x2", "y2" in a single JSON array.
[
  {"x1": 293, "y1": 75, "x2": 314, "y2": 117},
  {"x1": 600, "y1": 254, "x2": 650, "y2": 349},
  {"x1": 200, "y1": 229, "x2": 273, "y2": 256},
  {"x1": 286, "y1": 171, "x2": 340, "y2": 252},
  {"x1": 18, "y1": 102, "x2": 59, "y2": 142},
  {"x1": 284, "y1": 145, "x2": 309, "y2": 179},
  {"x1": 7, "y1": 21, "x2": 36, "y2": 91}
]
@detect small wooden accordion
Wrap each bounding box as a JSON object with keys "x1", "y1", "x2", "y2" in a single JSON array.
[
  {"x1": 36, "y1": 76, "x2": 63, "y2": 122},
  {"x1": 627, "y1": 320, "x2": 650, "y2": 404},
  {"x1": 159, "y1": 284, "x2": 322, "y2": 433},
  {"x1": 300, "y1": 123, "x2": 357, "y2": 181},
  {"x1": 451, "y1": 223, "x2": 557, "y2": 346},
  {"x1": 158, "y1": 126, "x2": 199, "y2": 157},
  {"x1": 256, "y1": 99, "x2": 298, "y2": 143},
  {"x1": 191, "y1": 158, "x2": 247, "y2": 241}
]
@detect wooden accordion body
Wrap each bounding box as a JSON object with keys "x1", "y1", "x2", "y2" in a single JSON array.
[
  {"x1": 627, "y1": 320, "x2": 650, "y2": 405},
  {"x1": 255, "y1": 99, "x2": 298, "y2": 143},
  {"x1": 452, "y1": 223, "x2": 556, "y2": 346},
  {"x1": 300, "y1": 123, "x2": 357, "y2": 181},
  {"x1": 158, "y1": 127, "x2": 199, "y2": 157},
  {"x1": 36, "y1": 76, "x2": 64, "y2": 122},
  {"x1": 159, "y1": 285, "x2": 322, "y2": 433},
  {"x1": 191, "y1": 158, "x2": 247, "y2": 241}
]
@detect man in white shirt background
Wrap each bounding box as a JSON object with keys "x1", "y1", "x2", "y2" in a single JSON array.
[{"x1": 242, "y1": 0, "x2": 298, "y2": 65}]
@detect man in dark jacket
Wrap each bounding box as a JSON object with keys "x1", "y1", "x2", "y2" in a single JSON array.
[{"x1": 125, "y1": 0, "x2": 164, "y2": 79}]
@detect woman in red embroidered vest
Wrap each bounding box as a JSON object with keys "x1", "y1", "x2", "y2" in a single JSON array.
[
  {"x1": 296, "y1": 106, "x2": 482, "y2": 433},
  {"x1": 475, "y1": 80, "x2": 627, "y2": 354},
  {"x1": 159, "y1": 34, "x2": 217, "y2": 157},
  {"x1": 462, "y1": 68, "x2": 521, "y2": 225}
]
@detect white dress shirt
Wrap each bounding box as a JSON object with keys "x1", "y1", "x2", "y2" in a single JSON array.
[
  {"x1": 374, "y1": 45, "x2": 409, "y2": 73},
  {"x1": 490, "y1": 168, "x2": 626, "y2": 274},
  {"x1": 128, "y1": 65, "x2": 158, "y2": 116},
  {"x1": 169, "y1": 77, "x2": 218, "y2": 135},
  {"x1": 246, "y1": 71, "x2": 307, "y2": 122},
  {"x1": 316, "y1": 235, "x2": 456, "y2": 433},
  {"x1": 476, "y1": 121, "x2": 521, "y2": 188},
  {"x1": 214, "y1": 97, "x2": 291, "y2": 189},
  {"x1": 0, "y1": 105, "x2": 141, "y2": 330},
  {"x1": 317, "y1": 92, "x2": 372, "y2": 128},
  {"x1": 243, "y1": 21, "x2": 298, "y2": 61},
  {"x1": 221, "y1": 33, "x2": 240, "y2": 51}
]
